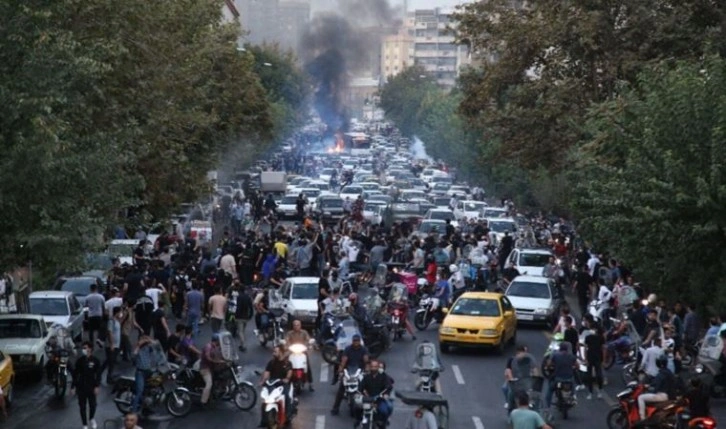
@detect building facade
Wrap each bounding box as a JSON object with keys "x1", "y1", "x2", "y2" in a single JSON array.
[
  {"x1": 236, "y1": 0, "x2": 310, "y2": 54},
  {"x1": 381, "y1": 28, "x2": 414, "y2": 82}
]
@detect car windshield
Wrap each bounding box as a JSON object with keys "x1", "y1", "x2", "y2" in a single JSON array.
[
  {"x1": 59, "y1": 279, "x2": 94, "y2": 297},
  {"x1": 0, "y1": 319, "x2": 43, "y2": 339},
  {"x1": 291, "y1": 283, "x2": 319, "y2": 300},
  {"x1": 483, "y1": 209, "x2": 507, "y2": 217},
  {"x1": 488, "y1": 221, "x2": 516, "y2": 233},
  {"x1": 519, "y1": 253, "x2": 551, "y2": 267},
  {"x1": 392, "y1": 203, "x2": 421, "y2": 215},
  {"x1": 313, "y1": 184, "x2": 330, "y2": 191},
  {"x1": 450, "y1": 298, "x2": 501, "y2": 317},
  {"x1": 433, "y1": 198, "x2": 450, "y2": 206},
  {"x1": 429, "y1": 211, "x2": 454, "y2": 220},
  {"x1": 281, "y1": 196, "x2": 297, "y2": 204},
  {"x1": 507, "y1": 282, "x2": 552, "y2": 299},
  {"x1": 107, "y1": 243, "x2": 136, "y2": 257},
  {"x1": 361, "y1": 184, "x2": 379, "y2": 190},
  {"x1": 342, "y1": 187, "x2": 362, "y2": 194},
  {"x1": 301, "y1": 190, "x2": 320, "y2": 197},
  {"x1": 30, "y1": 298, "x2": 69, "y2": 316},
  {"x1": 321, "y1": 199, "x2": 343, "y2": 208},
  {"x1": 419, "y1": 222, "x2": 445, "y2": 233},
  {"x1": 365, "y1": 203, "x2": 385, "y2": 211},
  {"x1": 464, "y1": 202, "x2": 486, "y2": 211}
]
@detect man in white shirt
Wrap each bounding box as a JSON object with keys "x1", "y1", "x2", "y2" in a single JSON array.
[
  {"x1": 219, "y1": 250, "x2": 238, "y2": 282},
  {"x1": 587, "y1": 254, "x2": 601, "y2": 278},
  {"x1": 145, "y1": 285, "x2": 164, "y2": 311},
  {"x1": 640, "y1": 338, "x2": 665, "y2": 378},
  {"x1": 105, "y1": 288, "x2": 123, "y2": 318}
]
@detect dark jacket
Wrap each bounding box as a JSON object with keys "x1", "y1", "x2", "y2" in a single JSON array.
[
  {"x1": 72, "y1": 355, "x2": 102, "y2": 392},
  {"x1": 361, "y1": 372, "x2": 392, "y2": 397}
]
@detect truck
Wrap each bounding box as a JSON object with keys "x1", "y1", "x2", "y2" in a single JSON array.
[{"x1": 260, "y1": 171, "x2": 287, "y2": 193}]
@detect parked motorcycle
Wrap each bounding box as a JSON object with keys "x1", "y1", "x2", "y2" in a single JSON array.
[
  {"x1": 260, "y1": 379, "x2": 296, "y2": 429},
  {"x1": 112, "y1": 367, "x2": 191, "y2": 417},
  {"x1": 46, "y1": 347, "x2": 71, "y2": 398},
  {"x1": 256, "y1": 308, "x2": 286, "y2": 348},
  {"x1": 174, "y1": 361, "x2": 257, "y2": 411},
  {"x1": 414, "y1": 294, "x2": 446, "y2": 331}
]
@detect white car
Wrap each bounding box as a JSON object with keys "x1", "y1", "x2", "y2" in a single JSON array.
[
  {"x1": 107, "y1": 239, "x2": 138, "y2": 265},
  {"x1": 453, "y1": 200, "x2": 488, "y2": 221},
  {"x1": 423, "y1": 208, "x2": 458, "y2": 228},
  {"x1": 485, "y1": 217, "x2": 518, "y2": 246},
  {"x1": 506, "y1": 248, "x2": 554, "y2": 277},
  {"x1": 319, "y1": 168, "x2": 337, "y2": 183},
  {"x1": 0, "y1": 314, "x2": 54, "y2": 375},
  {"x1": 339, "y1": 185, "x2": 364, "y2": 200},
  {"x1": 363, "y1": 201, "x2": 387, "y2": 224},
  {"x1": 504, "y1": 275, "x2": 562, "y2": 326},
  {"x1": 297, "y1": 188, "x2": 321, "y2": 206},
  {"x1": 269, "y1": 277, "x2": 349, "y2": 329},
  {"x1": 481, "y1": 207, "x2": 508, "y2": 218},
  {"x1": 446, "y1": 185, "x2": 471, "y2": 199},
  {"x1": 28, "y1": 291, "x2": 85, "y2": 340},
  {"x1": 399, "y1": 190, "x2": 427, "y2": 202},
  {"x1": 359, "y1": 182, "x2": 381, "y2": 192},
  {"x1": 421, "y1": 169, "x2": 447, "y2": 184},
  {"x1": 277, "y1": 195, "x2": 303, "y2": 218}
]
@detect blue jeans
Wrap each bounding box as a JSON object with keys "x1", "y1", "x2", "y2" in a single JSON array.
[
  {"x1": 501, "y1": 381, "x2": 509, "y2": 402},
  {"x1": 545, "y1": 377, "x2": 574, "y2": 408},
  {"x1": 132, "y1": 370, "x2": 150, "y2": 412},
  {"x1": 187, "y1": 313, "x2": 200, "y2": 338},
  {"x1": 377, "y1": 398, "x2": 392, "y2": 421}
]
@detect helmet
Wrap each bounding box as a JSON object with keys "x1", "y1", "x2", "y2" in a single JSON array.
[
  {"x1": 449, "y1": 264, "x2": 459, "y2": 273},
  {"x1": 553, "y1": 332, "x2": 565, "y2": 342},
  {"x1": 417, "y1": 278, "x2": 428, "y2": 287},
  {"x1": 655, "y1": 354, "x2": 668, "y2": 369}
]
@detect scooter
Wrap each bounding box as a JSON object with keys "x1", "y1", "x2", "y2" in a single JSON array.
[
  {"x1": 288, "y1": 341, "x2": 314, "y2": 395},
  {"x1": 605, "y1": 381, "x2": 680, "y2": 429},
  {"x1": 414, "y1": 294, "x2": 446, "y2": 331},
  {"x1": 260, "y1": 379, "x2": 296, "y2": 429}
]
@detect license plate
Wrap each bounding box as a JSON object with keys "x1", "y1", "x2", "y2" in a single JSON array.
[{"x1": 518, "y1": 314, "x2": 534, "y2": 321}]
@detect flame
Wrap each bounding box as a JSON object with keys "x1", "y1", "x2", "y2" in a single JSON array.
[{"x1": 328, "y1": 132, "x2": 345, "y2": 153}]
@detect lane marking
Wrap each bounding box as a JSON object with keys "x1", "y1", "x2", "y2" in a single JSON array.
[
  {"x1": 473, "y1": 416, "x2": 485, "y2": 429},
  {"x1": 452, "y1": 364, "x2": 465, "y2": 384},
  {"x1": 320, "y1": 362, "x2": 329, "y2": 383},
  {"x1": 315, "y1": 415, "x2": 325, "y2": 429}
]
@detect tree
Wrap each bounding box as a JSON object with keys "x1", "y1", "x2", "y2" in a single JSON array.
[
  {"x1": 572, "y1": 56, "x2": 726, "y2": 309},
  {"x1": 379, "y1": 66, "x2": 438, "y2": 138}
]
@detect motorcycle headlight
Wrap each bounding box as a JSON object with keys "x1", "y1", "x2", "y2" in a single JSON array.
[
  {"x1": 479, "y1": 329, "x2": 498, "y2": 336},
  {"x1": 289, "y1": 344, "x2": 307, "y2": 354},
  {"x1": 440, "y1": 327, "x2": 456, "y2": 335}
]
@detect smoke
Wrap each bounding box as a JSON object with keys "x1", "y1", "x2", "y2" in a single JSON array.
[
  {"x1": 411, "y1": 136, "x2": 433, "y2": 161},
  {"x1": 301, "y1": 0, "x2": 401, "y2": 133}
]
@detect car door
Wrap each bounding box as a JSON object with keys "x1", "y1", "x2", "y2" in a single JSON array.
[{"x1": 500, "y1": 296, "x2": 516, "y2": 338}]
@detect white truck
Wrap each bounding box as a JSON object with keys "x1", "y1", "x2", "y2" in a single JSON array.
[{"x1": 260, "y1": 171, "x2": 287, "y2": 193}]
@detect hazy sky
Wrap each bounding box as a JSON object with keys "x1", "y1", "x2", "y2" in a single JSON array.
[{"x1": 407, "y1": 0, "x2": 472, "y2": 10}]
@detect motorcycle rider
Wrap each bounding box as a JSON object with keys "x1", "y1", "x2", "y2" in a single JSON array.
[
  {"x1": 544, "y1": 342, "x2": 577, "y2": 409},
  {"x1": 449, "y1": 264, "x2": 466, "y2": 298},
  {"x1": 331, "y1": 334, "x2": 370, "y2": 415},
  {"x1": 45, "y1": 328, "x2": 76, "y2": 384},
  {"x1": 503, "y1": 345, "x2": 538, "y2": 408},
  {"x1": 637, "y1": 354, "x2": 676, "y2": 421},
  {"x1": 284, "y1": 319, "x2": 314, "y2": 392},
  {"x1": 200, "y1": 333, "x2": 226, "y2": 408},
  {"x1": 430, "y1": 270, "x2": 450, "y2": 312},
  {"x1": 360, "y1": 359, "x2": 394, "y2": 426},
  {"x1": 258, "y1": 345, "x2": 293, "y2": 427}
]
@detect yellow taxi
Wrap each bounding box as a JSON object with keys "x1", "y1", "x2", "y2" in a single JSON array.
[
  {"x1": 0, "y1": 349, "x2": 14, "y2": 405},
  {"x1": 438, "y1": 291, "x2": 517, "y2": 354}
]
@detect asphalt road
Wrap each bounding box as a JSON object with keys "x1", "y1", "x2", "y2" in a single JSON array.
[{"x1": 6, "y1": 291, "x2": 726, "y2": 429}]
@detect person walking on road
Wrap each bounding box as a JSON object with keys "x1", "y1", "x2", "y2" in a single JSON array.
[
  {"x1": 102, "y1": 306, "x2": 123, "y2": 384},
  {"x1": 185, "y1": 283, "x2": 204, "y2": 338},
  {"x1": 85, "y1": 284, "x2": 106, "y2": 348},
  {"x1": 208, "y1": 286, "x2": 227, "y2": 334},
  {"x1": 71, "y1": 341, "x2": 102, "y2": 429},
  {"x1": 235, "y1": 282, "x2": 254, "y2": 352},
  {"x1": 510, "y1": 392, "x2": 552, "y2": 429}
]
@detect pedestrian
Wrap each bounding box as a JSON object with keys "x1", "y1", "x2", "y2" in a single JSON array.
[
  {"x1": 123, "y1": 412, "x2": 143, "y2": 429},
  {"x1": 71, "y1": 341, "x2": 102, "y2": 429},
  {"x1": 133, "y1": 293, "x2": 154, "y2": 336},
  {"x1": 235, "y1": 283, "x2": 254, "y2": 352},
  {"x1": 120, "y1": 302, "x2": 135, "y2": 361},
  {"x1": 208, "y1": 286, "x2": 227, "y2": 334},
  {"x1": 510, "y1": 392, "x2": 552, "y2": 429},
  {"x1": 102, "y1": 306, "x2": 123, "y2": 384},
  {"x1": 85, "y1": 283, "x2": 106, "y2": 348},
  {"x1": 185, "y1": 283, "x2": 204, "y2": 338},
  {"x1": 152, "y1": 300, "x2": 171, "y2": 351}
]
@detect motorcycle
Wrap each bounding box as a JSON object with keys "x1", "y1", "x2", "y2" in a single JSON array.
[
  {"x1": 411, "y1": 341, "x2": 443, "y2": 393},
  {"x1": 359, "y1": 391, "x2": 390, "y2": 429},
  {"x1": 605, "y1": 381, "x2": 680, "y2": 429},
  {"x1": 256, "y1": 308, "x2": 286, "y2": 348},
  {"x1": 321, "y1": 313, "x2": 362, "y2": 365},
  {"x1": 674, "y1": 408, "x2": 718, "y2": 429},
  {"x1": 260, "y1": 379, "x2": 296, "y2": 429},
  {"x1": 387, "y1": 283, "x2": 410, "y2": 340},
  {"x1": 174, "y1": 361, "x2": 257, "y2": 411},
  {"x1": 414, "y1": 294, "x2": 446, "y2": 331},
  {"x1": 46, "y1": 347, "x2": 71, "y2": 398},
  {"x1": 343, "y1": 367, "x2": 364, "y2": 417},
  {"x1": 552, "y1": 380, "x2": 576, "y2": 419},
  {"x1": 288, "y1": 341, "x2": 313, "y2": 395},
  {"x1": 112, "y1": 367, "x2": 191, "y2": 417}
]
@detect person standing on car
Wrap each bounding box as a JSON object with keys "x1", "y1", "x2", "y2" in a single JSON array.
[
  {"x1": 71, "y1": 341, "x2": 102, "y2": 429},
  {"x1": 86, "y1": 284, "x2": 106, "y2": 348}
]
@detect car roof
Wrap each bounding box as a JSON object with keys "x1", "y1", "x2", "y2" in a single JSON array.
[
  {"x1": 517, "y1": 248, "x2": 553, "y2": 255},
  {"x1": 511, "y1": 275, "x2": 552, "y2": 284},
  {"x1": 30, "y1": 291, "x2": 74, "y2": 298},
  {"x1": 286, "y1": 277, "x2": 320, "y2": 284},
  {"x1": 459, "y1": 291, "x2": 504, "y2": 300},
  {"x1": 428, "y1": 208, "x2": 452, "y2": 213}
]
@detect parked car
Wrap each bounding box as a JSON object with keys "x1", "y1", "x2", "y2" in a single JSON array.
[
  {"x1": 0, "y1": 314, "x2": 53, "y2": 376},
  {"x1": 29, "y1": 291, "x2": 85, "y2": 340},
  {"x1": 53, "y1": 275, "x2": 105, "y2": 306}
]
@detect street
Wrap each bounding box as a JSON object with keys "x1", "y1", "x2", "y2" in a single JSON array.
[{"x1": 9, "y1": 299, "x2": 723, "y2": 429}]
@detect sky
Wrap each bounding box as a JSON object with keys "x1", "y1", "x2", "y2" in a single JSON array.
[{"x1": 407, "y1": 0, "x2": 472, "y2": 9}]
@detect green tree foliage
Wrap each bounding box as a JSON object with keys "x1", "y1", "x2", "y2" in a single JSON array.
[
  {"x1": 0, "y1": 0, "x2": 278, "y2": 275},
  {"x1": 379, "y1": 66, "x2": 439, "y2": 138},
  {"x1": 453, "y1": 0, "x2": 722, "y2": 173},
  {"x1": 572, "y1": 56, "x2": 726, "y2": 308}
]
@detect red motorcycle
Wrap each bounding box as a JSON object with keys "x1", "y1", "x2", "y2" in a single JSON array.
[
  {"x1": 387, "y1": 284, "x2": 410, "y2": 341},
  {"x1": 606, "y1": 381, "x2": 680, "y2": 429}
]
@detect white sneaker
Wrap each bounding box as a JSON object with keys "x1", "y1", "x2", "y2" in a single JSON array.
[
  {"x1": 575, "y1": 384, "x2": 585, "y2": 391},
  {"x1": 586, "y1": 394, "x2": 592, "y2": 400},
  {"x1": 90, "y1": 419, "x2": 97, "y2": 429}
]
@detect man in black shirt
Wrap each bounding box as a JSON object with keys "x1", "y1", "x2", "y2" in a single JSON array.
[
  {"x1": 360, "y1": 360, "x2": 393, "y2": 425},
  {"x1": 258, "y1": 345, "x2": 293, "y2": 427},
  {"x1": 72, "y1": 341, "x2": 102, "y2": 429},
  {"x1": 133, "y1": 294, "x2": 154, "y2": 336},
  {"x1": 583, "y1": 317, "x2": 604, "y2": 399},
  {"x1": 331, "y1": 335, "x2": 369, "y2": 415},
  {"x1": 124, "y1": 266, "x2": 145, "y2": 304},
  {"x1": 316, "y1": 269, "x2": 331, "y2": 330},
  {"x1": 544, "y1": 343, "x2": 576, "y2": 408},
  {"x1": 572, "y1": 265, "x2": 593, "y2": 317}
]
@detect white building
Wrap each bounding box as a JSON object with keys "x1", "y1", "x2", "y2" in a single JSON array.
[{"x1": 410, "y1": 8, "x2": 470, "y2": 87}]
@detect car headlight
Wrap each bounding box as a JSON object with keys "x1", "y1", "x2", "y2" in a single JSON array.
[
  {"x1": 440, "y1": 327, "x2": 456, "y2": 335},
  {"x1": 479, "y1": 329, "x2": 498, "y2": 336},
  {"x1": 534, "y1": 308, "x2": 550, "y2": 315},
  {"x1": 324, "y1": 211, "x2": 331, "y2": 215},
  {"x1": 20, "y1": 354, "x2": 35, "y2": 363}
]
